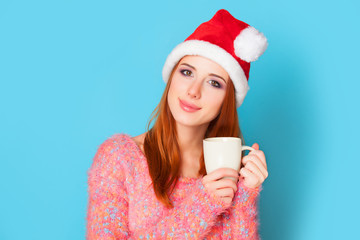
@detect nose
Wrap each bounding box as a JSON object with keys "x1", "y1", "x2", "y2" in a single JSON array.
[{"x1": 187, "y1": 79, "x2": 202, "y2": 99}]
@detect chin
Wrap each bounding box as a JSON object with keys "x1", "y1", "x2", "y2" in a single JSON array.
[{"x1": 172, "y1": 113, "x2": 213, "y2": 129}]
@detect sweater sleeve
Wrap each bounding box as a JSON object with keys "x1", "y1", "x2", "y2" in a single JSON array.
[
  {"x1": 86, "y1": 136, "x2": 130, "y2": 239},
  {"x1": 130, "y1": 179, "x2": 230, "y2": 239},
  {"x1": 219, "y1": 180, "x2": 262, "y2": 239}
]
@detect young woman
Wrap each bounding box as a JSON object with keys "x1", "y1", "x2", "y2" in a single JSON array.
[{"x1": 87, "y1": 9, "x2": 269, "y2": 239}]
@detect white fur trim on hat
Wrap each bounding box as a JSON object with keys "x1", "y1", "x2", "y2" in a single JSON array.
[
  {"x1": 234, "y1": 26, "x2": 268, "y2": 63},
  {"x1": 162, "y1": 40, "x2": 250, "y2": 108}
]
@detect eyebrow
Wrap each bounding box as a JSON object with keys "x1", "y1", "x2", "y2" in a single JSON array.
[{"x1": 180, "y1": 63, "x2": 227, "y2": 84}]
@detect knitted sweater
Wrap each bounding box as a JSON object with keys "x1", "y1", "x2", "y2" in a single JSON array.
[{"x1": 86, "y1": 133, "x2": 262, "y2": 239}]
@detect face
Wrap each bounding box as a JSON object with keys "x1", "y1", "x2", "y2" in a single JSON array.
[{"x1": 167, "y1": 55, "x2": 230, "y2": 129}]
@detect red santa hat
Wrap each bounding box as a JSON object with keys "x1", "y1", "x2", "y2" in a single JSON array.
[{"x1": 162, "y1": 9, "x2": 268, "y2": 108}]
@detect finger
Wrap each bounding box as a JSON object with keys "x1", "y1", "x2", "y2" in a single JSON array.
[
  {"x1": 215, "y1": 188, "x2": 235, "y2": 198},
  {"x1": 243, "y1": 161, "x2": 267, "y2": 183},
  {"x1": 239, "y1": 167, "x2": 260, "y2": 188},
  {"x1": 242, "y1": 156, "x2": 268, "y2": 180},
  {"x1": 211, "y1": 178, "x2": 237, "y2": 192},
  {"x1": 247, "y1": 149, "x2": 267, "y2": 168},
  {"x1": 203, "y1": 168, "x2": 239, "y2": 183},
  {"x1": 252, "y1": 143, "x2": 259, "y2": 150},
  {"x1": 203, "y1": 178, "x2": 237, "y2": 194},
  {"x1": 219, "y1": 196, "x2": 232, "y2": 206},
  {"x1": 242, "y1": 154, "x2": 267, "y2": 174}
]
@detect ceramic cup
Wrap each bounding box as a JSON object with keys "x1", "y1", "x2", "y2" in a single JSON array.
[{"x1": 203, "y1": 137, "x2": 255, "y2": 176}]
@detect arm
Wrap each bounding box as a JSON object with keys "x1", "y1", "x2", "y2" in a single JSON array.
[
  {"x1": 86, "y1": 136, "x2": 130, "y2": 239},
  {"x1": 218, "y1": 143, "x2": 267, "y2": 239},
  {"x1": 220, "y1": 179, "x2": 262, "y2": 239},
  {"x1": 130, "y1": 179, "x2": 230, "y2": 239}
]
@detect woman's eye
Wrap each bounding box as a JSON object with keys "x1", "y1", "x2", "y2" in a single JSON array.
[
  {"x1": 180, "y1": 69, "x2": 192, "y2": 77},
  {"x1": 209, "y1": 80, "x2": 221, "y2": 88}
]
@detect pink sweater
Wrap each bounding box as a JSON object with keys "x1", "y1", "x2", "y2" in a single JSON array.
[{"x1": 86, "y1": 133, "x2": 262, "y2": 239}]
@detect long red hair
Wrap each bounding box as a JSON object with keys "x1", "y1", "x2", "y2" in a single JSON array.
[{"x1": 143, "y1": 60, "x2": 245, "y2": 208}]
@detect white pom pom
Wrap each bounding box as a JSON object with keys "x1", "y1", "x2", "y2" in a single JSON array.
[{"x1": 234, "y1": 26, "x2": 268, "y2": 62}]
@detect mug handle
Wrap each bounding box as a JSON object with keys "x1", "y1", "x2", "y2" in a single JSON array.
[
  {"x1": 239, "y1": 146, "x2": 256, "y2": 170},
  {"x1": 242, "y1": 146, "x2": 255, "y2": 152}
]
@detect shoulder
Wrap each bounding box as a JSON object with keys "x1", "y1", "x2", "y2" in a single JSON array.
[
  {"x1": 95, "y1": 133, "x2": 132, "y2": 156},
  {"x1": 88, "y1": 132, "x2": 149, "y2": 185},
  {"x1": 89, "y1": 133, "x2": 134, "y2": 174},
  {"x1": 131, "y1": 132, "x2": 146, "y2": 154},
  {"x1": 91, "y1": 132, "x2": 147, "y2": 168},
  {"x1": 98, "y1": 132, "x2": 146, "y2": 151}
]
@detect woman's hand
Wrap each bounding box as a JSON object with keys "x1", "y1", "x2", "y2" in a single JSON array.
[
  {"x1": 202, "y1": 168, "x2": 239, "y2": 206},
  {"x1": 240, "y1": 143, "x2": 268, "y2": 189}
]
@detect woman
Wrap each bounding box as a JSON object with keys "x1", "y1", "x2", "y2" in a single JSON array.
[{"x1": 87, "y1": 9, "x2": 269, "y2": 239}]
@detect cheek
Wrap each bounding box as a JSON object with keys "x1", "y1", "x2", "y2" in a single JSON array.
[
  {"x1": 211, "y1": 99, "x2": 224, "y2": 115},
  {"x1": 167, "y1": 78, "x2": 182, "y2": 107},
  {"x1": 207, "y1": 94, "x2": 226, "y2": 117},
  {"x1": 168, "y1": 77, "x2": 186, "y2": 97},
  {"x1": 167, "y1": 78, "x2": 176, "y2": 98},
  {"x1": 205, "y1": 90, "x2": 226, "y2": 108}
]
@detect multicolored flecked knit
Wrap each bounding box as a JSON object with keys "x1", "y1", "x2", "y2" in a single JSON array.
[{"x1": 86, "y1": 133, "x2": 262, "y2": 239}]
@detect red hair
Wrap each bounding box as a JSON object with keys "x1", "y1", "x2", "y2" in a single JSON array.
[{"x1": 143, "y1": 60, "x2": 245, "y2": 208}]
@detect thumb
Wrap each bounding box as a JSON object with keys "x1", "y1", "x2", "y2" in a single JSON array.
[{"x1": 252, "y1": 143, "x2": 259, "y2": 150}]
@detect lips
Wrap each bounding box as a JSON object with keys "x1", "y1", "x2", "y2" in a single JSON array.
[{"x1": 179, "y1": 98, "x2": 201, "y2": 112}]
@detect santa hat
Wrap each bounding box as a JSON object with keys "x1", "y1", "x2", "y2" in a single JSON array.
[{"x1": 162, "y1": 9, "x2": 268, "y2": 108}]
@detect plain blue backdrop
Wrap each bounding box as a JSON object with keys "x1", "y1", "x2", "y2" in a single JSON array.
[{"x1": 1, "y1": 0, "x2": 359, "y2": 239}]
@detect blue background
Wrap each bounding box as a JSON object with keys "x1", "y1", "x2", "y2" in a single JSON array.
[{"x1": 1, "y1": 0, "x2": 359, "y2": 239}]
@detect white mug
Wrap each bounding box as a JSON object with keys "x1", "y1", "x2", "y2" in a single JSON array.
[{"x1": 203, "y1": 137, "x2": 255, "y2": 175}]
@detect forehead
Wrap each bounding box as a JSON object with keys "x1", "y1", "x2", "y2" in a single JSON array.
[{"x1": 178, "y1": 55, "x2": 229, "y2": 78}]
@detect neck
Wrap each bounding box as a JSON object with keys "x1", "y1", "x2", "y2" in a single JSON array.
[{"x1": 176, "y1": 123, "x2": 208, "y2": 178}]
